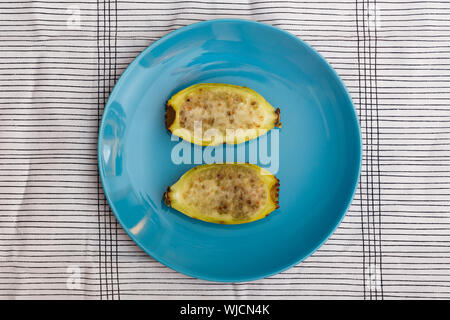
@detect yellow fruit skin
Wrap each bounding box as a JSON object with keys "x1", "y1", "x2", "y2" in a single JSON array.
[
  {"x1": 164, "y1": 164, "x2": 280, "y2": 225},
  {"x1": 165, "y1": 83, "x2": 281, "y2": 146}
]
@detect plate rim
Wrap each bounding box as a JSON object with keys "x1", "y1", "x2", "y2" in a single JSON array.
[{"x1": 97, "y1": 18, "x2": 362, "y2": 282}]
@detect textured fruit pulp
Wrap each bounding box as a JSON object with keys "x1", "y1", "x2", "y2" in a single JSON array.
[{"x1": 181, "y1": 165, "x2": 267, "y2": 220}]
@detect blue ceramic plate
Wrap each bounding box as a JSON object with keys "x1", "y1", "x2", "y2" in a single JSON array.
[{"x1": 98, "y1": 19, "x2": 361, "y2": 282}]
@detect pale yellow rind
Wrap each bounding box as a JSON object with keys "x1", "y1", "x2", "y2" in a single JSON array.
[
  {"x1": 166, "y1": 83, "x2": 280, "y2": 146},
  {"x1": 165, "y1": 163, "x2": 279, "y2": 224}
]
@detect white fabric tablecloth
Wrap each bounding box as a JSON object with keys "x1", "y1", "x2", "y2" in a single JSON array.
[{"x1": 1, "y1": 0, "x2": 450, "y2": 299}]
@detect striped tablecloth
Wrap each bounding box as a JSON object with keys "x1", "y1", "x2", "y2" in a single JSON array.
[{"x1": 1, "y1": 0, "x2": 450, "y2": 300}]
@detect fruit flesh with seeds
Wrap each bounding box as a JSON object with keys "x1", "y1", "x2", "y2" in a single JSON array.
[
  {"x1": 165, "y1": 83, "x2": 281, "y2": 146},
  {"x1": 164, "y1": 164, "x2": 280, "y2": 224}
]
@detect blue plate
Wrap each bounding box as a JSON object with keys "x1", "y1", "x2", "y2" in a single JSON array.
[{"x1": 98, "y1": 19, "x2": 361, "y2": 282}]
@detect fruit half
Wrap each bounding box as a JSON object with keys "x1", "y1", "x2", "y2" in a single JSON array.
[
  {"x1": 164, "y1": 163, "x2": 280, "y2": 224},
  {"x1": 165, "y1": 83, "x2": 281, "y2": 146}
]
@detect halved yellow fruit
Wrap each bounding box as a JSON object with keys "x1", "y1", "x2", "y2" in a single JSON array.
[
  {"x1": 165, "y1": 83, "x2": 281, "y2": 146},
  {"x1": 163, "y1": 163, "x2": 280, "y2": 224}
]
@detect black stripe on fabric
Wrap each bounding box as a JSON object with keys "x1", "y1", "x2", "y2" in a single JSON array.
[
  {"x1": 365, "y1": 0, "x2": 378, "y2": 300},
  {"x1": 0, "y1": 0, "x2": 447, "y2": 5},
  {"x1": 114, "y1": 0, "x2": 121, "y2": 300},
  {"x1": 360, "y1": 0, "x2": 372, "y2": 300},
  {"x1": 107, "y1": 0, "x2": 116, "y2": 300},
  {"x1": 355, "y1": 0, "x2": 366, "y2": 301},
  {"x1": 105, "y1": 0, "x2": 112, "y2": 300},
  {"x1": 96, "y1": 0, "x2": 103, "y2": 300},
  {"x1": 101, "y1": 0, "x2": 110, "y2": 300},
  {"x1": 373, "y1": 0, "x2": 384, "y2": 300},
  {"x1": 359, "y1": 0, "x2": 372, "y2": 300}
]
